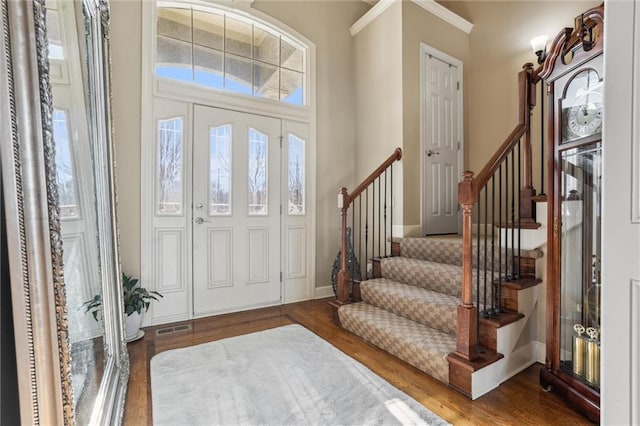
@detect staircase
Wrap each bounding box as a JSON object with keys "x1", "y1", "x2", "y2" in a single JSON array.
[
  {"x1": 338, "y1": 236, "x2": 543, "y2": 397},
  {"x1": 331, "y1": 57, "x2": 551, "y2": 398}
]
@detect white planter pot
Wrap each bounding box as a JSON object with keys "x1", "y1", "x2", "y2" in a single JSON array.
[{"x1": 125, "y1": 311, "x2": 144, "y2": 341}]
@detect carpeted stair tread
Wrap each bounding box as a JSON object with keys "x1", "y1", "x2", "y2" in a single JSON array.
[
  {"x1": 338, "y1": 302, "x2": 454, "y2": 384},
  {"x1": 399, "y1": 237, "x2": 543, "y2": 266},
  {"x1": 380, "y1": 257, "x2": 463, "y2": 297},
  {"x1": 360, "y1": 278, "x2": 458, "y2": 335}
]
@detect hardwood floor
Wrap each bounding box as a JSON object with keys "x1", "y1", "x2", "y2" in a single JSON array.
[{"x1": 124, "y1": 298, "x2": 595, "y2": 425}]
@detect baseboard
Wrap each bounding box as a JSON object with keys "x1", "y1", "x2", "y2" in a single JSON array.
[
  {"x1": 314, "y1": 285, "x2": 334, "y2": 299},
  {"x1": 532, "y1": 340, "x2": 546, "y2": 364},
  {"x1": 392, "y1": 224, "x2": 423, "y2": 238}
]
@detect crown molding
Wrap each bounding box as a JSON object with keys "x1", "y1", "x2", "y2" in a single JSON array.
[
  {"x1": 350, "y1": 0, "x2": 473, "y2": 37},
  {"x1": 411, "y1": 0, "x2": 473, "y2": 34},
  {"x1": 350, "y1": 0, "x2": 395, "y2": 36}
]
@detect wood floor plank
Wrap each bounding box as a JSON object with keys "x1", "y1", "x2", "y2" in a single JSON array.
[{"x1": 123, "y1": 298, "x2": 595, "y2": 425}]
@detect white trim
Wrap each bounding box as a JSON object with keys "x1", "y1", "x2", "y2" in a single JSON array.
[
  {"x1": 349, "y1": 0, "x2": 473, "y2": 37},
  {"x1": 142, "y1": 0, "x2": 317, "y2": 324},
  {"x1": 155, "y1": 78, "x2": 311, "y2": 122},
  {"x1": 411, "y1": 0, "x2": 473, "y2": 34},
  {"x1": 532, "y1": 340, "x2": 546, "y2": 364},
  {"x1": 314, "y1": 285, "x2": 334, "y2": 299},
  {"x1": 349, "y1": 0, "x2": 395, "y2": 36},
  {"x1": 632, "y1": 279, "x2": 640, "y2": 425},
  {"x1": 420, "y1": 43, "x2": 464, "y2": 236},
  {"x1": 391, "y1": 224, "x2": 423, "y2": 237},
  {"x1": 632, "y1": 0, "x2": 640, "y2": 223}
]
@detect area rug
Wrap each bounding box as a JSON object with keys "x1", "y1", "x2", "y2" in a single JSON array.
[{"x1": 151, "y1": 324, "x2": 449, "y2": 426}]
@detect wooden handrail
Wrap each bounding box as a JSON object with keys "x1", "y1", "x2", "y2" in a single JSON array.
[
  {"x1": 347, "y1": 147, "x2": 403, "y2": 204},
  {"x1": 455, "y1": 63, "x2": 535, "y2": 362},
  {"x1": 335, "y1": 148, "x2": 403, "y2": 307}
]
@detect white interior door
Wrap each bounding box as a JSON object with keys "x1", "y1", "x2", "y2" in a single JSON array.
[
  {"x1": 423, "y1": 48, "x2": 461, "y2": 235},
  {"x1": 192, "y1": 105, "x2": 281, "y2": 315}
]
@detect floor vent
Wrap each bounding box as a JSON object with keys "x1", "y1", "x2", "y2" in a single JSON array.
[{"x1": 155, "y1": 324, "x2": 192, "y2": 336}]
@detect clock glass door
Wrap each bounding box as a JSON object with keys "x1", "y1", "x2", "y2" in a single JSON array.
[
  {"x1": 561, "y1": 69, "x2": 603, "y2": 144},
  {"x1": 559, "y1": 141, "x2": 602, "y2": 391}
]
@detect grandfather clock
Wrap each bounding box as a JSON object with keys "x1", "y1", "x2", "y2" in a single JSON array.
[{"x1": 538, "y1": 5, "x2": 604, "y2": 422}]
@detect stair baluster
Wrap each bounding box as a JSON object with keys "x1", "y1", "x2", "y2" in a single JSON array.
[
  {"x1": 332, "y1": 148, "x2": 402, "y2": 314},
  {"x1": 452, "y1": 62, "x2": 536, "y2": 365}
]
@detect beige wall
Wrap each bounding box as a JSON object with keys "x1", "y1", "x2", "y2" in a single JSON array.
[
  {"x1": 110, "y1": 0, "x2": 370, "y2": 289},
  {"x1": 401, "y1": 1, "x2": 470, "y2": 227},
  {"x1": 353, "y1": 2, "x2": 404, "y2": 227},
  {"x1": 111, "y1": 0, "x2": 143, "y2": 278}
]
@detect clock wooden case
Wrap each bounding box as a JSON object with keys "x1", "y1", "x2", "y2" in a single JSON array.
[{"x1": 538, "y1": 5, "x2": 604, "y2": 422}]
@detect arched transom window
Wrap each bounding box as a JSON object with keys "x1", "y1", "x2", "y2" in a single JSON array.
[{"x1": 156, "y1": 4, "x2": 306, "y2": 105}]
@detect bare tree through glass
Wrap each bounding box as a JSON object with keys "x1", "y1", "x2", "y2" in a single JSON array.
[
  {"x1": 52, "y1": 109, "x2": 79, "y2": 218},
  {"x1": 157, "y1": 118, "x2": 183, "y2": 214},
  {"x1": 288, "y1": 134, "x2": 304, "y2": 214},
  {"x1": 248, "y1": 128, "x2": 268, "y2": 215},
  {"x1": 209, "y1": 125, "x2": 232, "y2": 215}
]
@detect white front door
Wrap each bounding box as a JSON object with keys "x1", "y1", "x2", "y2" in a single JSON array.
[
  {"x1": 422, "y1": 46, "x2": 462, "y2": 235},
  {"x1": 192, "y1": 105, "x2": 281, "y2": 315}
]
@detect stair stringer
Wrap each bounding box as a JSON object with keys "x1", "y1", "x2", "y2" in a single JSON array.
[{"x1": 470, "y1": 284, "x2": 540, "y2": 399}]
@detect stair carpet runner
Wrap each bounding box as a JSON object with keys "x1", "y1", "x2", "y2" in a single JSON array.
[{"x1": 338, "y1": 237, "x2": 537, "y2": 384}]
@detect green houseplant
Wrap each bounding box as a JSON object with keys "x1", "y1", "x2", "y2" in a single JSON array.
[{"x1": 84, "y1": 272, "x2": 162, "y2": 341}]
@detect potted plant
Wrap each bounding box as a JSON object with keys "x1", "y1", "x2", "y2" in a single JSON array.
[{"x1": 84, "y1": 272, "x2": 162, "y2": 341}]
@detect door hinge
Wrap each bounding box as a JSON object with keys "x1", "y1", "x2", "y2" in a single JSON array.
[
  {"x1": 457, "y1": 81, "x2": 460, "y2": 91},
  {"x1": 280, "y1": 136, "x2": 283, "y2": 148},
  {"x1": 457, "y1": 142, "x2": 461, "y2": 150},
  {"x1": 280, "y1": 271, "x2": 283, "y2": 282},
  {"x1": 280, "y1": 204, "x2": 282, "y2": 215}
]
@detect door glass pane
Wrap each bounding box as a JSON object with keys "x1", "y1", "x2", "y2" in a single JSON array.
[
  {"x1": 280, "y1": 68, "x2": 303, "y2": 105},
  {"x1": 281, "y1": 37, "x2": 303, "y2": 72},
  {"x1": 46, "y1": 9, "x2": 64, "y2": 59},
  {"x1": 248, "y1": 128, "x2": 268, "y2": 215},
  {"x1": 225, "y1": 16, "x2": 252, "y2": 58},
  {"x1": 157, "y1": 7, "x2": 192, "y2": 43},
  {"x1": 193, "y1": 10, "x2": 224, "y2": 50},
  {"x1": 254, "y1": 62, "x2": 279, "y2": 100},
  {"x1": 157, "y1": 118, "x2": 183, "y2": 215},
  {"x1": 53, "y1": 109, "x2": 80, "y2": 218},
  {"x1": 225, "y1": 53, "x2": 252, "y2": 95},
  {"x1": 209, "y1": 125, "x2": 232, "y2": 215},
  {"x1": 254, "y1": 25, "x2": 279, "y2": 65},
  {"x1": 156, "y1": 35, "x2": 193, "y2": 82},
  {"x1": 288, "y1": 134, "x2": 305, "y2": 215},
  {"x1": 194, "y1": 45, "x2": 223, "y2": 89},
  {"x1": 559, "y1": 142, "x2": 602, "y2": 390}
]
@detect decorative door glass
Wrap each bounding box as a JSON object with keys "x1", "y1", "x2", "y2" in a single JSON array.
[{"x1": 559, "y1": 141, "x2": 602, "y2": 390}]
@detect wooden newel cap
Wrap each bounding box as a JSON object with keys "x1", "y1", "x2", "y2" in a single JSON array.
[
  {"x1": 394, "y1": 147, "x2": 403, "y2": 160},
  {"x1": 523, "y1": 62, "x2": 534, "y2": 71},
  {"x1": 462, "y1": 171, "x2": 474, "y2": 181}
]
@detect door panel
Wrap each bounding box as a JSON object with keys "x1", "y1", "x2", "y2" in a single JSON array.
[
  {"x1": 424, "y1": 54, "x2": 459, "y2": 234},
  {"x1": 192, "y1": 106, "x2": 281, "y2": 314}
]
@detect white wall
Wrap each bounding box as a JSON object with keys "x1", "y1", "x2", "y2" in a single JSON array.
[{"x1": 601, "y1": 0, "x2": 639, "y2": 423}]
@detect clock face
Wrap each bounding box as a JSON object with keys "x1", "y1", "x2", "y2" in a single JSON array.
[{"x1": 561, "y1": 69, "x2": 603, "y2": 143}]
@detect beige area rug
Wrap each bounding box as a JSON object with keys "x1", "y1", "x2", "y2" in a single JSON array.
[{"x1": 151, "y1": 324, "x2": 449, "y2": 426}]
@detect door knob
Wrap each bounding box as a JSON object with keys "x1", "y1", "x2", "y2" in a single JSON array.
[
  {"x1": 194, "y1": 217, "x2": 209, "y2": 225},
  {"x1": 195, "y1": 202, "x2": 204, "y2": 210},
  {"x1": 426, "y1": 150, "x2": 440, "y2": 157}
]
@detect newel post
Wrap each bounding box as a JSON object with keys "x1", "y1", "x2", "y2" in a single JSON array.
[
  {"x1": 336, "y1": 187, "x2": 351, "y2": 304},
  {"x1": 456, "y1": 171, "x2": 478, "y2": 360},
  {"x1": 521, "y1": 63, "x2": 536, "y2": 221}
]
